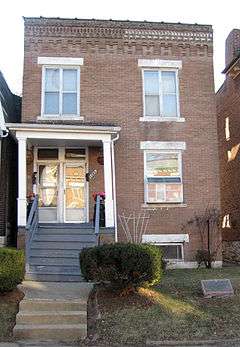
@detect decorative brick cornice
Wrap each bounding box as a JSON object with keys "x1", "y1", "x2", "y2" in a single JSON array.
[{"x1": 24, "y1": 17, "x2": 213, "y2": 45}]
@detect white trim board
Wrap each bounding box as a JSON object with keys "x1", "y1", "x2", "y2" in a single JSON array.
[
  {"x1": 38, "y1": 57, "x2": 84, "y2": 66},
  {"x1": 138, "y1": 59, "x2": 182, "y2": 69},
  {"x1": 142, "y1": 234, "x2": 189, "y2": 243},
  {"x1": 140, "y1": 141, "x2": 186, "y2": 150}
]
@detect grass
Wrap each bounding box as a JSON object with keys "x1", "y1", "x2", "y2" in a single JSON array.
[
  {"x1": 96, "y1": 267, "x2": 240, "y2": 345},
  {"x1": 0, "y1": 289, "x2": 23, "y2": 342}
]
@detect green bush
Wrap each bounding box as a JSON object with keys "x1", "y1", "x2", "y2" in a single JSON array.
[
  {"x1": 0, "y1": 248, "x2": 25, "y2": 293},
  {"x1": 80, "y1": 243, "x2": 162, "y2": 289}
]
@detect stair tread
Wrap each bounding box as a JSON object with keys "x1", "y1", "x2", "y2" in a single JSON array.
[
  {"x1": 14, "y1": 323, "x2": 87, "y2": 329},
  {"x1": 18, "y1": 311, "x2": 87, "y2": 316}
]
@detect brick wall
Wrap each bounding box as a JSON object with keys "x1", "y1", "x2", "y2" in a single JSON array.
[
  {"x1": 22, "y1": 18, "x2": 221, "y2": 262},
  {"x1": 216, "y1": 29, "x2": 240, "y2": 247}
]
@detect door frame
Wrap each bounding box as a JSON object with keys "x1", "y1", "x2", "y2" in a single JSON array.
[
  {"x1": 63, "y1": 160, "x2": 88, "y2": 223},
  {"x1": 34, "y1": 146, "x2": 89, "y2": 223}
]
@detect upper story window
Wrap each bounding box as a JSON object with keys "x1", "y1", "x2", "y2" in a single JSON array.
[
  {"x1": 138, "y1": 59, "x2": 183, "y2": 122},
  {"x1": 38, "y1": 57, "x2": 83, "y2": 118},
  {"x1": 143, "y1": 70, "x2": 179, "y2": 118},
  {"x1": 43, "y1": 67, "x2": 80, "y2": 116}
]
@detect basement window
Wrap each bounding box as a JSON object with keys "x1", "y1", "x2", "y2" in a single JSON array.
[{"x1": 157, "y1": 244, "x2": 183, "y2": 261}]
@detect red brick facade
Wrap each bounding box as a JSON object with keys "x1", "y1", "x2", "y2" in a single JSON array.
[
  {"x1": 22, "y1": 18, "x2": 221, "y2": 264},
  {"x1": 216, "y1": 30, "x2": 240, "y2": 250}
]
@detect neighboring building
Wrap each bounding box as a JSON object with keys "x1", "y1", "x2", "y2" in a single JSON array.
[
  {"x1": 8, "y1": 17, "x2": 221, "y2": 278},
  {"x1": 0, "y1": 71, "x2": 21, "y2": 246},
  {"x1": 216, "y1": 29, "x2": 240, "y2": 262}
]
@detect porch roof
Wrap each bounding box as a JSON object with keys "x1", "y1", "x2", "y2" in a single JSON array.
[
  {"x1": 7, "y1": 122, "x2": 121, "y2": 134},
  {"x1": 7, "y1": 122, "x2": 121, "y2": 146}
]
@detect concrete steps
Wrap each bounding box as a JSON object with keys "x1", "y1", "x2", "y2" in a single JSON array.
[
  {"x1": 14, "y1": 323, "x2": 87, "y2": 341},
  {"x1": 14, "y1": 282, "x2": 93, "y2": 342}
]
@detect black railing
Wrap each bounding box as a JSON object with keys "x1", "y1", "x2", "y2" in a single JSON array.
[{"x1": 25, "y1": 195, "x2": 39, "y2": 272}]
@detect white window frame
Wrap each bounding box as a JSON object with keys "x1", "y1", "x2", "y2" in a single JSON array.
[
  {"x1": 141, "y1": 68, "x2": 183, "y2": 122},
  {"x1": 144, "y1": 149, "x2": 183, "y2": 204},
  {"x1": 41, "y1": 65, "x2": 81, "y2": 118},
  {"x1": 155, "y1": 242, "x2": 184, "y2": 262}
]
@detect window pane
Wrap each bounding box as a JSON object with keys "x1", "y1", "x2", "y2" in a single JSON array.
[
  {"x1": 45, "y1": 69, "x2": 59, "y2": 92},
  {"x1": 44, "y1": 92, "x2": 59, "y2": 114},
  {"x1": 147, "y1": 183, "x2": 157, "y2": 202},
  {"x1": 158, "y1": 245, "x2": 183, "y2": 260},
  {"x1": 162, "y1": 71, "x2": 176, "y2": 93},
  {"x1": 145, "y1": 95, "x2": 160, "y2": 116},
  {"x1": 38, "y1": 149, "x2": 59, "y2": 160},
  {"x1": 39, "y1": 165, "x2": 58, "y2": 187},
  {"x1": 166, "y1": 184, "x2": 182, "y2": 202},
  {"x1": 162, "y1": 94, "x2": 177, "y2": 117},
  {"x1": 144, "y1": 71, "x2": 159, "y2": 95},
  {"x1": 63, "y1": 93, "x2": 77, "y2": 114},
  {"x1": 39, "y1": 188, "x2": 57, "y2": 207},
  {"x1": 146, "y1": 153, "x2": 179, "y2": 177},
  {"x1": 65, "y1": 148, "x2": 86, "y2": 159},
  {"x1": 63, "y1": 69, "x2": 77, "y2": 91}
]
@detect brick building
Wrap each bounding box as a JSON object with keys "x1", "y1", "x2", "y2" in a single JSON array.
[
  {"x1": 8, "y1": 17, "x2": 221, "y2": 277},
  {"x1": 216, "y1": 29, "x2": 240, "y2": 262},
  {"x1": 0, "y1": 71, "x2": 21, "y2": 246}
]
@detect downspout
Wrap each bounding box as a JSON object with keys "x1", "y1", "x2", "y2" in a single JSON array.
[{"x1": 111, "y1": 133, "x2": 119, "y2": 242}]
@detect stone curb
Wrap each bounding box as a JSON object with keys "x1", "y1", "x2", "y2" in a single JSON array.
[{"x1": 146, "y1": 338, "x2": 240, "y2": 346}]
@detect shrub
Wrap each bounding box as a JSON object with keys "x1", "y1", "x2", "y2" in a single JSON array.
[
  {"x1": 0, "y1": 248, "x2": 25, "y2": 293},
  {"x1": 80, "y1": 243, "x2": 162, "y2": 289}
]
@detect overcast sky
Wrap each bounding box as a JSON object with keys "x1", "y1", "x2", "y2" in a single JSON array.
[{"x1": 0, "y1": 0, "x2": 239, "y2": 95}]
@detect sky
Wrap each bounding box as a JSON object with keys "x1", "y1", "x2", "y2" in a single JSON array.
[{"x1": 0, "y1": 0, "x2": 239, "y2": 96}]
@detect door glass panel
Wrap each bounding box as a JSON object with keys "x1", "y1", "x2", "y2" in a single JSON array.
[
  {"x1": 38, "y1": 165, "x2": 58, "y2": 207},
  {"x1": 65, "y1": 164, "x2": 85, "y2": 222}
]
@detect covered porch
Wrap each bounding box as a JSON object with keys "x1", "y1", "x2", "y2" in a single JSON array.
[{"x1": 8, "y1": 123, "x2": 121, "y2": 245}]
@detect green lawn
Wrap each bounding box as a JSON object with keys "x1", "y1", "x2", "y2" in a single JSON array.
[{"x1": 96, "y1": 267, "x2": 240, "y2": 345}]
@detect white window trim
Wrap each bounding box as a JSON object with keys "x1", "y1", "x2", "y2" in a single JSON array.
[
  {"x1": 142, "y1": 233, "x2": 189, "y2": 243},
  {"x1": 143, "y1": 149, "x2": 183, "y2": 204},
  {"x1": 40, "y1": 65, "x2": 81, "y2": 118},
  {"x1": 141, "y1": 66, "x2": 182, "y2": 121},
  {"x1": 138, "y1": 59, "x2": 182, "y2": 69},
  {"x1": 140, "y1": 141, "x2": 186, "y2": 151},
  {"x1": 38, "y1": 57, "x2": 84, "y2": 66}
]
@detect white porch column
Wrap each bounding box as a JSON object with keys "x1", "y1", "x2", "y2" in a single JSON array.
[
  {"x1": 103, "y1": 140, "x2": 114, "y2": 227},
  {"x1": 17, "y1": 137, "x2": 27, "y2": 226}
]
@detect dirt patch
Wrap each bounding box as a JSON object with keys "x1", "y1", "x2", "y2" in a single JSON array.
[{"x1": 0, "y1": 288, "x2": 24, "y2": 342}]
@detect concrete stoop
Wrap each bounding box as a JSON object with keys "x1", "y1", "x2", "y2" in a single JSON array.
[{"x1": 14, "y1": 281, "x2": 93, "y2": 342}]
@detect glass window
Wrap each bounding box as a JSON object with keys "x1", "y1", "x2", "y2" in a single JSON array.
[
  {"x1": 38, "y1": 164, "x2": 58, "y2": 207},
  {"x1": 157, "y1": 244, "x2": 183, "y2": 260},
  {"x1": 38, "y1": 149, "x2": 59, "y2": 160},
  {"x1": 43, "y1": 67, "x2": 79, "y2": 116},
  {"x1": 145, "y1": 152, "x2": 182, "y2": 203},
  {"x1": 143, "y1": 70, "x2": 179, "y2": 118},
  {"x1": 65, "y1": 148, "x2": 86, "y2": 159}
]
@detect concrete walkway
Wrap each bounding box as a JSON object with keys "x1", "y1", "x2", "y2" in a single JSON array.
[{"x1": 13, "y1": 281, "x2": 93, "y2": 342}]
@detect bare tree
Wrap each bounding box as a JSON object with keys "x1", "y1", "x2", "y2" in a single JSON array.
[{"x1": 182, "y1": 208, "x2": 221, "y2": 268}]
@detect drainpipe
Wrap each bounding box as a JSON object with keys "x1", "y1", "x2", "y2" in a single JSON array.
[{"x1": 111, "y1": 133, "x2": 119, "y2": 242}]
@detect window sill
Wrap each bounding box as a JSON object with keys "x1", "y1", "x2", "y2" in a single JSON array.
[
  {"x1": 142, "y1": 203, "x2": 187, "y2": 208},
  {"x1": 139, "y1": 116, "x2": 185, "y2": 122},
  {"x1": 38, "y1": 115, "x2": 84, "y2": 121}
]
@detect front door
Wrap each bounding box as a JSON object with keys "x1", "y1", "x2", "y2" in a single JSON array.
[
  {"x1": 64, "y1": 162, "x2": 86, "y2": 222},
  {"x1": 38, "y1": 163, "x2": 59, "y2": 222}
]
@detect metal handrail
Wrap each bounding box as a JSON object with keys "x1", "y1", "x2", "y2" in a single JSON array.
[
  {"x1": 94, "y1": 195, "x2": 101, "y2": 246},
  {"x1": 26, "y1": 195, "x2": 39, "y2": 272}
]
